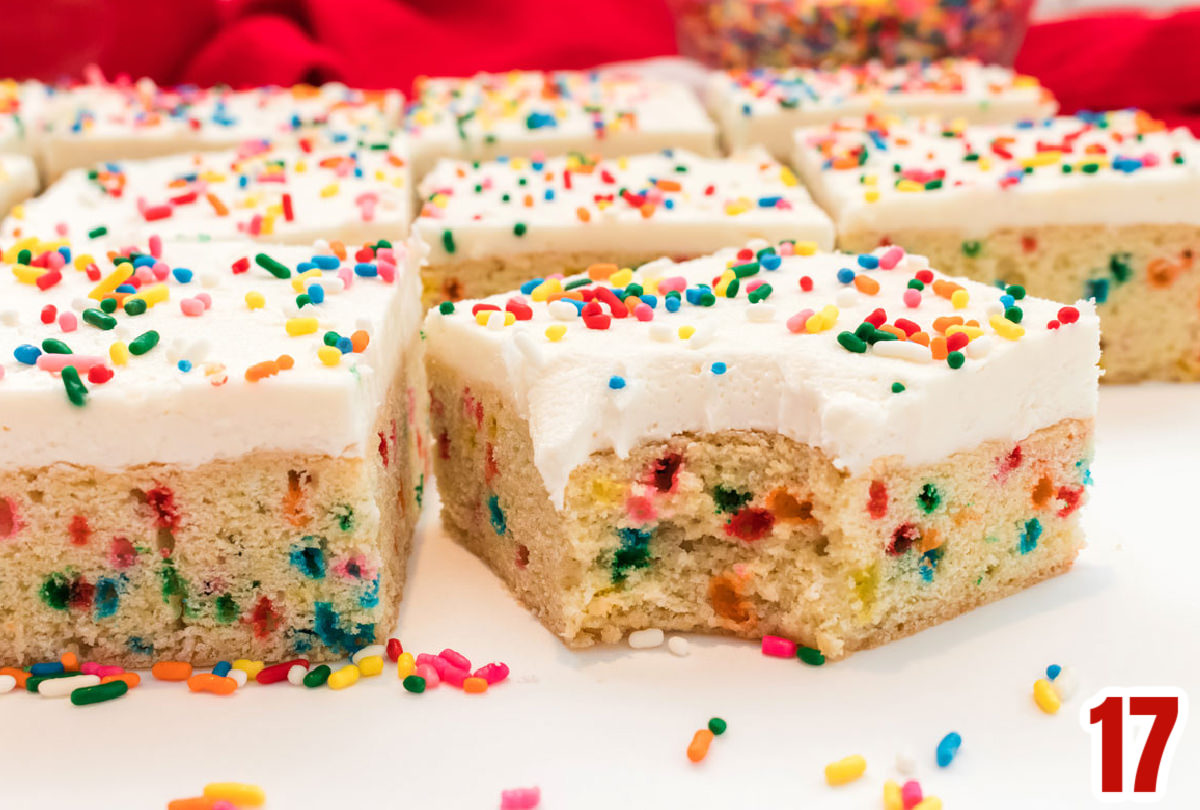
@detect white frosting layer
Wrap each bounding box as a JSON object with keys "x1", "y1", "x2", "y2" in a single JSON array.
[
  {"x1": 39, "y1": 80, "x2": 403, "y2": 179},
  {"x1": 416, "y1": 148, "x2": 834, "y2": 262},
  {"x1": 794, "y1": 111, "x2": 1200, "y2": 236},
  {"x1": 707, "y1": 59, "x2": 1057, "y2": 159},
  {"x1": 405, "y1": 70, "x2": 719, "y2": 177},
  {"x1": 425, "y1": 243, "x2": 1100, "y2": 508},
  {"x1": 0, "y1": 153, "x2": 38, "y2": 219},
  {"x1": 2, "y1": 137, "x2": 411, "y2": 246},
  {"x1": 0, "y1": 80, "x2": 48, "y2": 157},
  {"x1": 0, "y1": 235, "x2": 426, "y2": 470}
]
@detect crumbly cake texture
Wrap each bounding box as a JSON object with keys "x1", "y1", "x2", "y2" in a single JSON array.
[
  {"x1": 38, "y1": 77, "x2": 403, "y2": 181},
  {"x1": 794, "y1": 110, "x2": 1200, "y2": 382},
  {"x1": 416, "y1": 148, "x2": 834, "y2": 304},
  {"x1": 0, "y1": 153, "x2": 38, "y2": 219},
  {"x1": 425, "y1": 242, "x2": 1100, "y2": 656},
  {"x1": 707, "y1": 59, "x2": 1057, "y2": 161},
  {"x1": 0, "y1": 235, "x2": 429, "y2": 666},
  {"x1": 404, "y1": 70, "x2": 719, "y2": 180},
  {"x1": 2, "y1": 136, "x2": 411, "y2": 247}
]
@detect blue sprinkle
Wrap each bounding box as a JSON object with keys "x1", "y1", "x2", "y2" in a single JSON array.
[
  {"x1": 115, "y1": 283, "x2": 136, "y2": 294},
  {"x1": 354, "y1": 263, "x2": 377, "y2": 277},
  {"x1": 1000, "y1": 294, "x2": 1015, "y2": 308},
  {"x1": 336, "y1": 336, "x2": 354, "y2": 354},
  {"x1": 132, "y1": 255, "x2": 155, "y2": 268},
  {"x1": 307, "y1": 284, "x2": 325, "y2": 304},
  {"x1": 564, "y1": 298, "x2": 585, "y2": 314},
  {"x1": 30, "y1": 662, "x2": 65, "y2": 676},
  {"x1": 936, "y1": 732, "x2": 962, "y2": 767},
  {"x1": 711, "y1": 362, "x2": 727, "y2": 375},
  {"x1": 543, "y1": 189, "x2": 555, "y2": 202},
  {"x1": 857, "y1": 254, "x2": 880, "y2": 269},
  {"x1": 1046, "y1": 664, "x2": 1062, "y2": 681},
  {"x1": 58, "y1": 247, "x2": 71, "y2": 263},
  {"x1": 177, "y1": 360, "x2": 192, "y2": 373},
  {"x1": 488, "y1": 494, "x2": 507, "y2": 535},
  {"x1": 531, "y1": 160, "x2": 544, "y2": 171},
  {"x1": 172, "y1": 267, "x2": 193, "y2": 283},
  {"x1": 14, "y1": 344, "x2": 41, "y2": 365},
  {"x1": 212, "y1": 661, "x2": 232, "y2": 677},
  {"x1": 1020, "y1": 517, "x2": 1043, "y2": 554},
  {"x1": 665, "y1": 296, "x2": 681, "y2": 313},
  {"x1": 639, "y1": 294, "x2": 658, "y2": 309},
  {"x1": 664, "y1": 199, "x2": 674, "y2": 210},
  {"x1": 609, "y1": 375, "x2": 626, "y2": 390},
  {"x1": 519, "y1": 278, "x2": 544, "y2": 295},
  {"x1": 685, "y1": 288, "x2": 703, "y2": 305},
  {"x1": 312, "y1": 254, "x2": 340, "y2": 270},
  {"x1": 836, "y1": 268, "x2": 856, "y2": 284},
  {"x1": 757, "y1": 195, "x2": 782, "y2": 208},
  {"x1": 761, "y1": 253, "x2": 782, "y2": 271},
  {"x1": 297, "y1": 262, "x2": 317, "y2": 274}
]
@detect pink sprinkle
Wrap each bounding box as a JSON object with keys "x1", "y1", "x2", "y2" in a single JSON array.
[
  {"x1": 376, "y1": 247, "x2": 395, "y2": 263},
  {"x1": 416, "y1": 653, "x2": 440, "y2": 669},
  {"x1": 902, "y1": 780, "x2": 923, "y2": 809},
  {"x1": 55, "y1": 222, "x2": 69, "y2": 237},
  {"x1": 786, "y1": 309, "x2": 814, "y2": 334},
  {"x1": 152, "y1": 260, "x2": 170, "y2": 281},
  {"x1": 36, "y1": 354, "x2": 103, "y2": 373},
  {"x1": 441, "y1": 665, "x2": 468, "y2": 688},
  {"x1": 902, "y1": 289, "x2": 922, "y2": 308},
  {"x1": 439, "y1": 648, "x2": 471, "y2": 671},
  {"x1": 657, "y1": 276, "x2": 687, "y2": 294},
  {"x1": 44, "y1": 250, "x2": 66, "y2": 270},
  {"x1": 96, "y1": 664, "x2": 124, "y2": 678},
  {"x1": 633, "y1": 303, "x2": 653, "y2": 321},
  {"x1": 879, "y1": 246, "x2": 905, "y2": 270},
  {"x1": 196, "y1": 292, "x2": 213, "y2": 309},
  {"x1": 180, "y1": 298, "x2": 205, "y2": 317},
  {"x1": 474, "y1": 662, "x2": 510, "y2": 685},
  {"x1": 416, "y1": 663, "x2": 440, "y2": 688},
  {"x1": 135, "y1": 266, "x2": 156, "y2": 284},
  {"x1": 0, "y1": 366, "x2": 4, "y2": 381},
  {"x1": 500, "y1": 787, "x2": 540, "y2": 810},
  {"x1": 58, "y1": 312, "x2": 78, "y2": 332},
  {"x1": 338, "y1": 266, "x2": 353, "y2": 290},
  {"x1": 746, "y1": 279, "x2": 764, "y2": 293},
  {"x1": 80, "y1": 662, "x2": 101, "y2": 676},
  {"x1": 149, "y1": 234, "x2": 163, "y2": 259},
  {"x1": 778, "y1": 241, "x2": 795, "y2": 256},
  {"x1": 377, "y1": 260, "x2": 396, "y2": 283},
  {"x1": 761, "y1": 635, "x2": 796, "y2": 658}
]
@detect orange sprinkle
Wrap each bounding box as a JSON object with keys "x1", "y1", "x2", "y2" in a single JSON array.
[
  {"x1": 60, "y1": 651, "x2": 79, "y2": 673},
  {"x1": 276, "y1": 354, "x2": 294, "y2": 371},
  {"x1": 188, "y1": 673, "x2": 238, "y2": 695},
  {"x1": 932, "y1": 316, "x2": 963, "y2": 334},
  {"x1": 588, "y1": 263, "x2": 618, "y2": 281},
  {"x1": 876, "y1": 324, "x2": 906, "y2": 340},
  {"x1": 931, "y1": 279, "x2": 962, "y2": 299},
  {"x1": 910, "y1": 331, "x2": 931, "y2": 347},
  {"x1": 639, "y1": 203, "x2": 655, "y2": 219},
  {"x1": 167, "y1": 798, "x2": 218, "y2": 810},
  {"x1": 330, "y1": 240, "x2": 347, "y2": 261},
  {"x1": 655, "y1": 179, "x2": 682, "y2": 192},
  {"x1": 350, "y1": 330, "x2": 370, "y2": 353},
  {"x1": 576, "y1": 207, "x2": 591, "y2": 222},
  {"x1": 206, "y1": 192, "x2": 229, "y2": 217},
  {"x1": 930, "y1": 336, "x2": 949, "y2": 360},
  {"x1": 0, "y1": 666, "x2": 28, "y2": 688},
  {"x1": 102, "y1": 672, "x2": 141, "y2": 689},
  {"x1": 919, "y1": 528, "x2": 944, "y2": 553},
  {"x1": 151, "y1": 661, "x2": 193, "y2": 681},
  {"x1": 687, "y1": 729, "x2": 715, "y2": 763},
  {"x1": 524, "y1": 194, "x2": 534, "y2": 208},
  {"x1": 853, "y1": 275, "x2": 880, "y2": 295},
  {"x1": 245, "y1": 360, "x2": 280, "y2": 382},
  {"x1": 463, "y1": 677, "x2": 488, "y2": 694}
]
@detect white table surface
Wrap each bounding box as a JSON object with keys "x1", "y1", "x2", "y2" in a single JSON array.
[{"x1": 3, "y1": 384, "x2": 1198, "y2": 809}]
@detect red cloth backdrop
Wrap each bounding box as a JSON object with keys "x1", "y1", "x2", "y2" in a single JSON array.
[{"x1": 0, "y1": 0, "x2": 1197, "y2": 131}]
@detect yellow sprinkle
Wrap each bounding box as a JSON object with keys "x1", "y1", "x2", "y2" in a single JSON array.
[
  {"x1": 129, "y1": 283, "x2": 169, "y2": 308},
  {"x1": 896, "y1": 179, "x2": 924, "y2": 193},
  {"x1": 286, "y1": 317, "x2": 319, "y2": 336},
  {"x1": 475, "y1": 311, "x2": 492, "y2": 326},
  {"x1": 978, "y1": 156, "x2": 993, "y2": 172},
  {"x1": 724, "y1": 199, "x2": 751, "y2": 216},
  {"x1": 73, "y1": 253, "x2": 94, "y2": 271},
  {"x1": 8, "y1": 203, "x2": 23, "y2": 220},
  {"x1": 779, "y1": 166, "x2": 798, "y2": 186},
  {"x1": 328, "y1": 664, "x2": 360, "y2": 690},
  {"x1": 260, "y1": 214, "x2": 276, "y2": 237},
  {"x1": 864, "y1": 189, "x2": 880, "y2": 203},
  {"x1": 531, "y1": 277, "x2": 562, "y2": 302},
  {"x1": 318, "y1": 346, "x2": 341, "y2": 366},
  {"x1": 863, "y1": 174, "x2": 878, "y2": 186},
  {"x1": 231, "y1": 659, "x2": 264, "y2": 679},
  {"x1": 946, "y1": 325, "x2": 984, "y2": 339},
  {"x1": 1034, "y1": 678, "x2": 1062, "y2": 714},
  {"x1": 609, "y1": 268, "x2": 634, "y2": 288},
  {"x1": 320, "y1": 183, "x2": 339, "y2": 198},
  {"x1": 245, "y1": 291, "x2": 265, "y2": 309},
  {"x1": 824, "y1": 754, "x2": 866, "y2": 786},
  {"x1": 950, "y1": 289, "x2": 970, "y2": 309},
  {"x1": 108, "y1": 342, "x2": 129, "y2": 366},
  {"x1": 1022, "y1": 151, "x2": 1062, "y2": 169},
  {"x1": 11, "y1": 264, "x2": 45, "y2": 284},
  {"x1": 913, "y1": 799, "x2": 943, "y2": 810},
  {"x1": 883, "y1": 780, "x2": 903, "y2": 810},
  {"x1": 89, "y1": 263, "x2": 134, "y2": 301},
  {"x1": 396, "y1": 652, "x2": 416, "y2": 680},
  {"x1": 989, "y1": 314, "x2": 1026, "y2": 341},
  {"x1": 794, "y1": 241, "x2": 819, "y2": 256},
  {"x1": 291, "y1": 268, "x2": 322, "y2": 293},
  {"x1": 806, "y1": 305, "x2": 839, "y2": 333},
  {"x1": 203, "y1": 783, "x2": 265, "y2": 807},
  {"x1": 545, "y1": 324, "x2": 567, "y2": 342},
  {"x1": 642, "y1": 276, "x2": 661, "y2": 295},
  {"x1": 678, "y1": 325, "x2": 695, "y2": 340},
  {"x1": 358, "y1": 655, "x2": 384, "y2": 677},
  {"x1": 504, "y1": 311, "x2": 516, "y2": 326}
]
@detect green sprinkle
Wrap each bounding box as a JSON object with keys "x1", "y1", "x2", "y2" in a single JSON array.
[
  {"x1": 1006, "y1": 285, "x2": 1026, "y2": 300},
  {"x1": 747, "y1": 283, "x2": 772, "y2": 303},
  {"x1": 797, "y1": 646, "x2": 825, "y2": 666},
  {"x1": 961, "y1": 240, "x2": 983, "y2": 258},
  {"x1": 17, "y1": 248, "x2": 31, "y2": 265},
  {"x1": 82, "y1": 308, "x2": 117, "y2": 330},
  {"x1": 255, "y1": 253, "x2": 292, "y2": 279},
  {"x1": 1004, "y1": 306, "x2": 1024, "y2": 323},
  {"x1": 917, "y1": 483, "x2": 942, "y2": 514},
  {"x1": 437, "y1": 301, "x2": 455, "y2": 315},
  {"x1": 323, "y1": 331, "x2": 342, "y2": 347},
  {"x1": 837, "y1": 331, "x2": 868, "y2": 353},
  {"x1": 27, "y1": 672, "x2": 74, "y2": 692},
  {"x1": 891, "y1": 382, "x2": 905, "y2": 393},
  {"x1": 697, "y1": 291, "x2": 716, "y2": 307},
  {"x1": 513, "y1": 222, "x2": 527, "y2": 237},
  {"x1": 62, "y1": 365, "x2": 87, "y2": 407},
  {"x1": 724, "y1": 278, "x2": 739, "y2": 298},
  {"x1": 708, "y1": 717, "x2": 727, "y2": 735},
  {"x1": 295, "y1": 294, "x2": 311, "y2": 308},
  {"x1": 730, "y1": 261, "x2": 759, "y2": 278},
  {"x1": 87, "y1": 225, "x2": 108, "y2": 239},
  {"x1": 303, "y1": 664, "x2": 331, "y2": 688},
  {"x1": 563, "y1": 278, "x2": 592, "y2": 291},
  {"x1": 907, "y1": 278, "x2": 924, "y2": 291},
  {"x1": 442, "y1": 229, "x2": 456, "y2": 254},
  {"x1": 70, "y1": 680, "x2": 127, "y2": 706},
  {"x1": 403, "y1": 675, "x2": 426, "y2": 693},
  {"x1": 100, "y1": 297, "x2": 118, "y2": 314},
  {"x1": 41, "y1": 338, "x2": 72, "y2": 354},
  {"x1": 123, "y1": 298, "x2": 148, "y2": 316},
  {"x1": 129, "y1": 330, "x2": 160, "y2": 356},
  {"x1": 947, "y1": 351, "x2": 965, "y2": 370}
]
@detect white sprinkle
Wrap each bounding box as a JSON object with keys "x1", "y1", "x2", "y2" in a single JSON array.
[
  {"x1": 287, "y1": 664, "x2": 308, "y2": 686},
  {"x1": 320, "y1": 277, "x2": 346, "y2": 295},
  {"x1": 548, "y1": 300, "x2": 579, "y2": 321},
  {"x1": 200, "y1": 272, "x2": 220, "y2": 289},
  {"x1": 896, "y1": 748, "x2": 917, "y2": 776},
  {"x1": 667, "y1": 636, "x2": 691, "y2": 657},
  {"x1": 0, "y1": 308, "x2": 18, "y2": 326},
  {"x1": 486, "y1": 310, "x2": 507, "y2": 331},
  {"x1": 628, "y1": 628, "x2": 666, "y2": 649},
  {"x1": 985, "y1": 302, "x2": 1006, "y2": 318},
  {"x1": 39, "y1": 674, "x2": 100, "y2": 697},
  {"x1": 0, "y1": 674, "x2": 15, "y2": 693},
  {"x1": 746, "y1": 303, "x2": 776, "y2": 323},
  {"x1": 513, "y1": 329, "x2": 545, "y2": 368},
  {"x1": 687, "y1": 325, "x2": 716, "y2": 350},
  {"x1": 351, "y1": 644, "x2": 385, "y2": 664},
  {"x1": 966, "y1": 335, "x2": 994, "y2": 359},
  {"x1": 835, "y1": 288, "x2": 859, "y2": 308},
  {"x1": 1053, "y1": 666, "x2": 1078, "y2": 700},
  {"x1": 901, "y1": 254, "x2": 929, "y2": 272},
  {"x1": 228, "y1": 669, "x2": 248, "y2": 688},
  {"x1": 71, "y1": 298, "x2": 91, "y2": 312},
  {"x1": 871, "y1": 340, "x2": 930, "y2": 363},
  {"x1": 649, "y1": 323, "x2": 674, "y2": 342}
]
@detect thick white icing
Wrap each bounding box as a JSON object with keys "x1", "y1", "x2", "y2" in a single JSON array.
[
  {"x1": 416, "y1": 148, "x2": 834, "y2": 262},
  {"x1": 0, "y1": 153, "x2": 38, "y2": 219},
  {"x1": 793, "y1": 111, "x2": 1200, "y2": 236},
  {"x1": 0, "y1": 235, "x2": 426, "y2": 470},
  {"x1": 707, "y1": 59, "x2": 1057, "y2": 159},
  {"x1": 425, "y1": 243, "x2": 1100, "y2": 508},
  {"x1": 2, "y1": 137, "x2": 411, "y2": 246},
  {"x1": 405, "y1": 70, "x2": 719, "y2": 177}
]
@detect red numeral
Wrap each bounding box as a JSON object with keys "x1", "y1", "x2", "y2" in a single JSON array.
[{"x1": 1083, "y1": 688, "x2": 1188, "y2": 801}]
